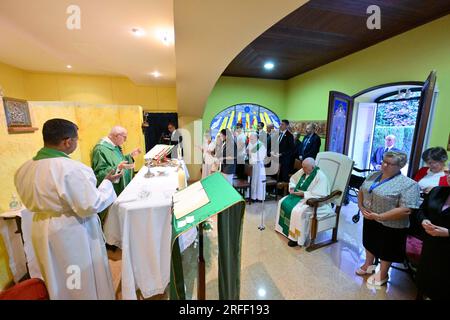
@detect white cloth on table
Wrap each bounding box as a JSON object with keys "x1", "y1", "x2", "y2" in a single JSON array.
[
  {"x1": 144, "y1": 150, "x2": 190, "y2": 182},
  {"x1": 0, "y1": 209, "x2": 28, "y2": 283},
  {"x1": 15, "y1": 157, "x2": 116, "y2": 300},
  {"x1": 104, "y1": 165, "x2": 197, "y2": 300}
]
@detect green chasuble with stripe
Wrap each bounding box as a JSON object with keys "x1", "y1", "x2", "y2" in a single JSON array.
[
  {"x1": 92, "y1": 139, "x2": 134, "y2": 221},
  {"x1": 278, "y1": 167, "x2": 319, "y2": 236}
]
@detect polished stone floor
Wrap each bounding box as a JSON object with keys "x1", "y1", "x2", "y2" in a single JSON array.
[{"x1": 108, "y1": 200, "x2": 417, "y2": 300}]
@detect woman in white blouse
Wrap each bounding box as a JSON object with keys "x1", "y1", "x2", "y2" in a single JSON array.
[{"x1": 413, "y1": 147, "x2": 449, "y2": 194}]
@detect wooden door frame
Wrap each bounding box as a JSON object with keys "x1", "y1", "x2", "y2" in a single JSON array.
[{"x1": 325, "y1": 91, "x2": 354, "y2": 155}]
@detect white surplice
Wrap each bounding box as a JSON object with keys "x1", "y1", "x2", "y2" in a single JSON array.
[
  {"x1": 14, "y1": 157, "x2": 117, "y2": 300},
  {"x1": 202, "y1": 139, "x2": 218, "y2": 179},
  {"x1": 275, "y1": 168, "x2": 334, "y2": 246},
  {"x1": 247, "y1": 142, "x2": 267, "y2": 201}
]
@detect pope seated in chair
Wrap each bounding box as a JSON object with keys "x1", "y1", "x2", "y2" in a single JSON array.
[{"x1": 275, "y1": 157, "x2": 334, "y2": 247}]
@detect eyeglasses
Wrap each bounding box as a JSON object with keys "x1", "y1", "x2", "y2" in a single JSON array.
[{"x1": 382, "y1": 160, "x2": 398, "y2": 167}]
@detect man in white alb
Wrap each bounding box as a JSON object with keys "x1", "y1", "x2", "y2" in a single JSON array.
[{"x1": 15, "y1": 118, "x2": 122, "y2": 300}]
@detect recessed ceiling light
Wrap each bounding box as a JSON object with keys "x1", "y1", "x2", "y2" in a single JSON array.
[
  {"x1": 131, "y1": 28, "x2": 145, "y2": 37},
  {"x1": 66, "y1": 65, "x2": 72, "y2": 69},
  {"x1": 264, "y1": 62, "x2": 274, "y2": 70},
  {"x1": 150, "y1": 71, "x2": 161, "y2": 78},
  {"x1": 156, "y1": 29, "x2": 174, "y2": 46},
  {"x1": 258, "y1": 288, "x2": 266, "y2": 297}
]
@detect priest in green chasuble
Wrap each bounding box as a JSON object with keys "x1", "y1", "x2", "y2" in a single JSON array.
[
  {"x1": 275, "y1": 158, "x2": 334, "y2": 247},
  {"x1": 92, "y1": 126, "x2": 141, "y2": 220}
]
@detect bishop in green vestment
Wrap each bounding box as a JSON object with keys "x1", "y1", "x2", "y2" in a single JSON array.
[
  {"x1": 92, "y1": 126, "x2": 142, "y2": 221},
  {"x1": 275, "y1": 158, "x2": 334, "y2": 247}
]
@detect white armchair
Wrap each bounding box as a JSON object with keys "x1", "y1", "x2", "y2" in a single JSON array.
[{"x1": 306, "y1": 152, "x2": 354, "y2": 252}]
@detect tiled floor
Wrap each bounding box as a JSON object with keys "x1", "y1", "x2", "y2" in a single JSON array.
[{"x1": 108, "y1": 200, "x2": 417, "y2": 300}]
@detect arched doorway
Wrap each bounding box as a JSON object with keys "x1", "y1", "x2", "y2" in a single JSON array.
[{"x1": 325, "y1": 71, "x2": 438, "y2": 177}]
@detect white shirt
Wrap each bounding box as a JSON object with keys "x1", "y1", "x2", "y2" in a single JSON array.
[
  {"x1": 278, "y1": 130, "x2": 287, "y2": 142},
  {"x1": 417, "y1": 169, "x2": 446, "y2": 191},
  {"x1": 102, "y1": 136, "x2": 116, "y2": 146}
]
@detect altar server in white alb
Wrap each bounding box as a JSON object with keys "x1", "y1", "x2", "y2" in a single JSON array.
[
  {"x1": 275, "y1": 158, "x2": 334, "y2": 247},
  {"x1": 247, "y1": 132, "x2": 266, "y2": 202},
  {"x1": 14, "y1": 118, "x2": 123, "y2": 300}
]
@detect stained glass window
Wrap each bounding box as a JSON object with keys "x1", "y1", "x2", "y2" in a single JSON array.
[{"x1": 209, "y1": 104, "x2": 280, "y2": 138}]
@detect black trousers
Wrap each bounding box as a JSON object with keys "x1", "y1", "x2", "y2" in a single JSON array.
[{"x1": 278, "y1": 156, "x2": 293, "y2": 182}]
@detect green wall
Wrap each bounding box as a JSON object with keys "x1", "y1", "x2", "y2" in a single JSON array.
[
  {"x1": 203, "y1": 15, "x2": 450, "y2": 156},
  {"x1": 203, "y1": 76, "x2": 287, "y2": 129},
  {"x1": 285, "y1": 14, "x2": 450, "y2": 154}
]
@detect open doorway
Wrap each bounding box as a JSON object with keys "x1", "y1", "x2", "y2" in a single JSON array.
[
  {"x1": 349, "y1": 85, "x2": 423, "y2": 175},
  {"x1": 326, "y1": 71, "x2": 438, "y2": 178}
]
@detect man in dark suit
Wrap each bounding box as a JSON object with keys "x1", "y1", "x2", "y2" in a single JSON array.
[
  {"x1": 293, "y1": 132, "x2": 304, "y2": 162},
  {"x1": 300, "y1": 123, "x2": 321, "y2": 160},
  {"x1": 264, "y1": 123, "x2": 274, "y2": 168},
  {"x1": 219, "y1": 128, "x2": 237, "y2": 184},
  {"x1": 168, "y1": 122, "x2": 183, "y2": 158},
  {"x1": 274, "y1": 119, "x2": 295, "y2": 182},
  {"x1": 370, "y1": 134, "x2": 400, "y2": 170}
]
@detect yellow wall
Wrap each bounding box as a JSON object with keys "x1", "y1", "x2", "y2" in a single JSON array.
[
  {"x1": 0, "y1": 61, "x2": 177, "y2": 112},
  {"x1": 0, "y1": 235, "x2": 14, "y2": 290},
  {"x1": 0, "y1": 62, "x2": 153, "y2": 286},
  {"x1": 0, "y1": 101, "x2": 145, "y2": 214}
]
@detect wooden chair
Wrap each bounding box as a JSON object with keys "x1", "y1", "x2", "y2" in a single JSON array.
[
  {"x1": 278, "y1": 159, "x2": 304, "y2": 198},
  {"x1": 293, "y1": 158, "x2": 303, "y2": 172},
  {"x1": 305, "y1": 151, "x2": 354, "y2": 252},
  {"x1": 233, "y1": 164, "x2": 253, "y2": 204}
]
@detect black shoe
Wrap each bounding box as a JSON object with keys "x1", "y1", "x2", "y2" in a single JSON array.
[{"x1": 288, "y1": 240, "x2": 298, "y2": 247}]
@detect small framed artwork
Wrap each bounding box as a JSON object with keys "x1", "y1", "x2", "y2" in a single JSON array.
[
  {"x1": 290, "y1": 120, "x2": 327, "y2": 138},
  {"x1": 2, "y1": 97, "x2": 38, "y2": 133}
]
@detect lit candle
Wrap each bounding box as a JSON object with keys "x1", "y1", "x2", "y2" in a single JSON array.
[{"x1": 178, "y1": 165, "x2": 186, "y2": 190}]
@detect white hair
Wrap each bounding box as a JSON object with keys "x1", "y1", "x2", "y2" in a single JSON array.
[
  {"x1": 302, "y1": 157, "x2": 316, "y2": 167},
  {"x1": 109, "y1": 126, "x2": 126, "y2": 136}
]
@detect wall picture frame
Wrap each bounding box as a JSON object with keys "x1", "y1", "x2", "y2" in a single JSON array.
[
  {"x1": 290, "y1": 120, "x2": 327, "y2": 138},
  {"x1": 2, "y1": 97, "x2": 38, "y2": 133}
]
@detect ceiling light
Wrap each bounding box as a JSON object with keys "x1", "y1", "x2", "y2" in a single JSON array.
[
  {"x1": 66, "y1": 65, "x2": 72, "y2": 69},
  {"x1": 156, "y1": 29, "x2": 174, "y2": 46},
  {"x1": 150, "y1": 71, "x2": 161, "y2": 78},
  {"x1": 131, "y1": 28, "x2": 145, "y2": 37},
  {"x1": 258, "y1": 288, "x2": 266, "y2": 297},
  {"x1": 264, "y1": 62, "x2": 274, "y2": 70}
]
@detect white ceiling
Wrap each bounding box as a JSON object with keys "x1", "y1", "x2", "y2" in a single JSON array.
[{"x1": 0, "y1": 0, "x2": 175, "y2": 85}]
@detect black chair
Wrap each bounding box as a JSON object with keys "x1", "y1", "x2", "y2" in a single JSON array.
[{"x1": 347, "y1": 166, "x2": 374, "y2": 223}]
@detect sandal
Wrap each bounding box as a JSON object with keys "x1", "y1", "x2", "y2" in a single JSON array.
[
  {"x1": 367, "y1": 274, "x2": 388, "y2": 286},
  {"x1": 355, "y1": 264, "x2": 376, "y2": 276}
]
